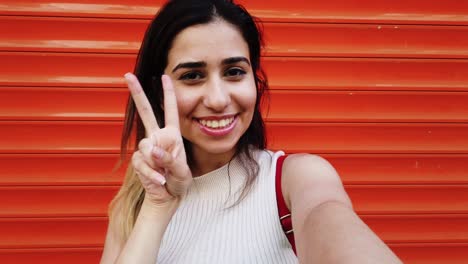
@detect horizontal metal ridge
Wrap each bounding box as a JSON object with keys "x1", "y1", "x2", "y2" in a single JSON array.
[
  {"x1": 1, "y1": 0, "x2": 467, "y2": 25},
  {"x1": 1, "y1": 185, "x2": 467, "y2": 217},
  {"x1": 2, "y1": 16, "x2": 468, "y2": 58},
  {"x1": 2, "y1": 52, "x2": 468, "y2": 91},
  {"x1": 1, "y1": 154, "x2": 467, "y2": 185},
  {"x1": 1, "y1": 121, "x2": 468, "y2": 153},
  {"x1": 1, "y1": 243, "x2": 467, "y2": 263},
  {"x1": 0, "y1": 214, "x2": 467, "y2": 248},
  {"x1": 2, "y1": 88, "x2": 468, "y2": 122}
]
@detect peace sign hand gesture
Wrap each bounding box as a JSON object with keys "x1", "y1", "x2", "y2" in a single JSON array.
[{"x1": 125, "y1": 73, "x2": 192, "y2": 206}]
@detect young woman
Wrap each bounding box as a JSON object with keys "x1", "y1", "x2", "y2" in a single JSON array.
[{"x1": 100, "y1": 0, "x2": 402, "y2": 263}]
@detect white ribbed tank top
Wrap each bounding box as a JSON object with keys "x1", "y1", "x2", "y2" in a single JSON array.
[{"x1": 156, "y1": 149, "x2": 298, "y2": 263}]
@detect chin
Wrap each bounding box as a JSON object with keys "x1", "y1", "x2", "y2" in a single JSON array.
[
  {"x1": 199, "y1": 139, "x2": 239, "y2": 155},
  {"x1": 187, "y1": 133, "x2": 243, "y2": 158}
]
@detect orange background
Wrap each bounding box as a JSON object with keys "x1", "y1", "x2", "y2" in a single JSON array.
[{"x1": 1, "y1": 0, "x2": 468, "y2": 263}]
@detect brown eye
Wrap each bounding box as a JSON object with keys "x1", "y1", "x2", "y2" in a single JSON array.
[
  {"x1": 225, "y1": 68, "x2": 246, "y2": 77},
  {"x1": 180, "y1": 71, "x2": 204, "y2": 81}
]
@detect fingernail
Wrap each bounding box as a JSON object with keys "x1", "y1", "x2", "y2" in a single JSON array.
[
  {"x1": 154, "y1": 173, "x2": 166, "y2": 185},
  {"x1": 160, "y1": 179, "x2": 166, "y2": 186},
  {"x1": 152, "y1": 146, "x2": 164, "y2": 159}
]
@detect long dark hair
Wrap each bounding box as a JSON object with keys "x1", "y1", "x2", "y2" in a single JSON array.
[{"x1": 113, "y1": 0, "x2": 269, "y2": 235}]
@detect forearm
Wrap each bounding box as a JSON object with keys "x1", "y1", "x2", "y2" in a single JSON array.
[
  {"x1": 115, "y1": 198, "x2": 179, "y2": 264},
  {"x1": 297, "y1": 201, "x2": 402, "y2": 264}
]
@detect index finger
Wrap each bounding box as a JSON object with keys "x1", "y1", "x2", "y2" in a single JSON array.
[
  {"x1": 161, "y1": 75, "x2": 180, "y2": 129},
  {"x1": 125, "y1": 73, "x2": 160, "y2": 134}
]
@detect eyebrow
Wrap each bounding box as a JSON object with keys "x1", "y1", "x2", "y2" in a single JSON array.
[
  {"x1": 222, "y1": 56, "x2": 251, "y2": 66},
  {"x1": 171, "y1": 56, "x2": 250, "y2": 73},
  {"x1": 171, "y1": 61, "x2": 207, "y2": 73}
]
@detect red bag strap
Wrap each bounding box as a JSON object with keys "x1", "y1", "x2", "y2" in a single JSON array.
[{"x1": 275, "y1": 154, "x2": 296, "y2": 254}]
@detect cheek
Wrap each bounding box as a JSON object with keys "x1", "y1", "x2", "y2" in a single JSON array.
[
  {"x1": 175, "y1": 89, "x2": 198, "y2": 119},
  {"x1": 238, "y1": 81, "x2": 257, "y2": 112},
  {"x1": 245, "y1": 92, "x2": 257, "y2": 112}
]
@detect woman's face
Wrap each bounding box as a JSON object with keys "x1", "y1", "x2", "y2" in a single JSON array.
[{"x1": 164, "y1": 19, "x2": 257, "y2": 163}]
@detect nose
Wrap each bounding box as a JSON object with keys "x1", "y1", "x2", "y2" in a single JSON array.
[{"x1": 203, "y1": 77, "x2": 231, "y2": 112}]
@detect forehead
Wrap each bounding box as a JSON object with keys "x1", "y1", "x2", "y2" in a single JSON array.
[{"x1": 166, "y1": 20, "x2": 250, "y2": 67}]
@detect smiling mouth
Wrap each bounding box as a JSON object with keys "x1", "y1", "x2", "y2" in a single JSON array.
[{"x1": 196, "y1": 115, "x2": 236, "y2": 129}]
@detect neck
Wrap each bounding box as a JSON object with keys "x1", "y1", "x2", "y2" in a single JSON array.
[{"x1": 190, "y1": 148, "x2": 237, "y2": 177}]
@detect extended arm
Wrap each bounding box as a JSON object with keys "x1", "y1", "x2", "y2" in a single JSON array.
[{"x1": 282, "y1": 154, "x2": 402, "y2": 264}]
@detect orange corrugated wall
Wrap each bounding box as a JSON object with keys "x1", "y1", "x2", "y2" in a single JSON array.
[{"x1": 1, "y1": 0, "x2": 468, "y2": 263}]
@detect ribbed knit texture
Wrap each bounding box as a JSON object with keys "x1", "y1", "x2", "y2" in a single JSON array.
[{"x1": 156, "y1": 150, "x2": 298, "y2": 263}]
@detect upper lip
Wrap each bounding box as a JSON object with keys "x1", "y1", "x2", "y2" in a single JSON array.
[{"x1": 195, "y1": 114, "x2": 237, "y2": 121}]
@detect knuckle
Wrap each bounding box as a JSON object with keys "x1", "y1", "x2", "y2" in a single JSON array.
[
  {"x1": 141, "y1": 166, "x2": 150, "y2": 177},
  {"x1": 166, "y1": 154, "x2": 176, "y2": 167},
  {"x1": 132, "y1": 152, "x2": 144, "y2": 167},
  {"x1": 131, "y1": 152, "x2": 139, "y2": 163},
  {"x1": 138, "y1": 138, "x2": 151, "y2": 150},
  {"x1": 134, "y1": 162, "x2": 152, "y2": 180},
  {"x1": 138, "y1": 140, "x2": 145, "y2": 150},
  {"x1": 143, "y1": 168, "x2": 157, "y2": 181}
]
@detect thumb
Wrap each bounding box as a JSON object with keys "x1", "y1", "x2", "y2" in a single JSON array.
[{"x1": 151, "y1": 145, "x2": 191, "y2": 197}]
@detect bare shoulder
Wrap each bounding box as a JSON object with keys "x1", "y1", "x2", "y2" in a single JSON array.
[
  {"x1": 283, "y1": 153, "x2": 338, "y2": 179},
  {"x1": 281, "y1": 153, "x2": 352, "y2": 213}
]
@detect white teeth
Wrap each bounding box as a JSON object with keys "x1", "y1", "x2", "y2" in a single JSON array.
[{"x1": 199, "y1": 117, "x2": 235, "y2": 129}]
